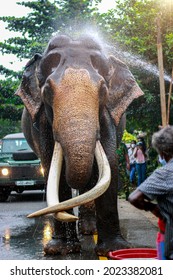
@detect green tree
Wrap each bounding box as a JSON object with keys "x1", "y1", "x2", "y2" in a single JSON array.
[
  {"x1": 0, "y1": 0, "x2": 98, "y2": 62},
  {"x1": 99, "y1": 0, "x2": 173, "y2": 72},
  {"x1": 98, "y1": 0, "x2": 173, "y2": 133}
]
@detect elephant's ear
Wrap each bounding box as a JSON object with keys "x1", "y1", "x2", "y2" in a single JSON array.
[
  {"x1": 106, "y1": 55, "x2": 144, "y2": 126},
  {"x1": 15, "y1": 54, "x2": 42, "y2": 122}
]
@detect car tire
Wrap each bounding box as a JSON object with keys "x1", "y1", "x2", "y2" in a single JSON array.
[{"x1": 12, "y1": 150, "x2": 38, "y2": 161}]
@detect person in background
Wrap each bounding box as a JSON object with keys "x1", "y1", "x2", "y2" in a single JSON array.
[
  {"x1": 128, "y1": 126, "x2": 173, "y2": 259},
  {"x1": 137, "y1": 135, "x2": 146, "y2": 153},
  {"x1": 128, "y1": 140, "x2": 136, "y2": 185},
  {"x1": 134, "y1": 141, "x2": 147, "y2": 186}
]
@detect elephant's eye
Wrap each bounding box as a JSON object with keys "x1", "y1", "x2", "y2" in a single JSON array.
[{"x1": 40, "y1": 53, "x2": 61, "y2": 80}]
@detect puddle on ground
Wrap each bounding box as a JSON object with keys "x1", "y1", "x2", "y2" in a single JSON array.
[{"x1": 0, "y1": 217, "x2": 97, "y2": 260}]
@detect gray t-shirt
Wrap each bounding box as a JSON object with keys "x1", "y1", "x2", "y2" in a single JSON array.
[{"x1": 138, "y1": 159, "x2": 173, "y2": 259}]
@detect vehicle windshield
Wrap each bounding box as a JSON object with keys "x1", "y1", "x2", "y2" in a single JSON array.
[{"x1": 1, "y1": 139, "x2": 32, "y2": 153}]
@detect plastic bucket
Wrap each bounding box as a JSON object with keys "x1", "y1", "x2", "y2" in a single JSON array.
[{"x1": 108, "y1": 248, "x2": 157, "y2": 260}]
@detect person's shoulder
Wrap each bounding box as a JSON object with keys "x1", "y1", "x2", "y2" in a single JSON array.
[
  {"x1": 154, "y1": 161, "x2": 173, "y2": 178},
  {"x1": 163, "y1": 160, "x2": 173, "y2": 172},
  {"x1": 128, "y1": 147, "x2": 132, "y2": 153}
]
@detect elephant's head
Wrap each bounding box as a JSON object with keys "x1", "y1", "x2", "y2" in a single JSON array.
[{"x1": 16, "y1": 34, "x2": 143, "y2": 220}]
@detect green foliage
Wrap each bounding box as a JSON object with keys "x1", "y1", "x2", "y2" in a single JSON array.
[
  {"x1": 99, "y1": 0, "x2": 173, "y2": 72},
  {"x1": 0, "y1": 79, "x2": 20, "y2": 103},
  {"x1": 0, "y1": 0, "x2": 97, "y2": 60},
  {"x1": 147, "y1": 147, "x2": 159, "y2": 176},
  {"x1": 0, "y1": 119, "x2": 21, "y2": 139},
  {"x1": 0, "y1": 104, "x2": 23, "y2": 120},
  {"x1": 0, "y1": 79, "x2": 23, "y2": 121},
  {"x1": 96, "y1": 0, "x2": 173, "y2": 136},
  {"x1": 116, "y1": 142, "x2": 134, "y2": 199},
  {"x1": 122, "y1": 130, "x2": 137, "y2": 143}
]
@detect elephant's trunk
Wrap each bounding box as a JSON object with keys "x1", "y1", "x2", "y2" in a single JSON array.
[{"x1": 51, "y1": 68, "x2": 100, "y2": 189}]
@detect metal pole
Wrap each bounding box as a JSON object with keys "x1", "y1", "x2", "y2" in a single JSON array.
[
  {"x1": 167, "y1": 66, "x2": 173, "y2": 125},
  {"x1": 157, "y1": 15, "x2": 167, "y2": 127}
]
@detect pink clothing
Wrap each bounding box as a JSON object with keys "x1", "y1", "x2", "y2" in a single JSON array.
[{"x1": 134, "y1": 148, "x2": 145, "y2": 163}]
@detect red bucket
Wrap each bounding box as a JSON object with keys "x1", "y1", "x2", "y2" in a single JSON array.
[{"x1": 108, "y1": 248, "x2": 157, "y2": 260}]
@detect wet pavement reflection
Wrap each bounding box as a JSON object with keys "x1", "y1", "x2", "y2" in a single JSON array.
[{"x1": 0, "y1": 191, "x2": 97, "y2": 260}]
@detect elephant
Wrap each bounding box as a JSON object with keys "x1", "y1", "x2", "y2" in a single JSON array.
[{"x1": 15, "y1": 34, "x2": 144, "y2": 256}]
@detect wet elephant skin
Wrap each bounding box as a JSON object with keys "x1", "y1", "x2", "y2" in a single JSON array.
[{"x1": 16, "y1": 34, "x2": 144, "y2": 256}]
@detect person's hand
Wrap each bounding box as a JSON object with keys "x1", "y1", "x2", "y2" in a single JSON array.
[
  {"x1": 126, "y1": 162, "x2": 130, "y2": 171},
  {"x1": 150, "y1": 204, "x2": 163, "y2": 219}
]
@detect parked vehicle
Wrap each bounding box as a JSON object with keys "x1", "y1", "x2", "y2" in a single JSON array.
[{"x1": 0, "y1": 133, "x2": 45, "y2": 202}]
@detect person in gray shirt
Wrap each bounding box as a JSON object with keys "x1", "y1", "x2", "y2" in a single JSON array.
[{"x1": 128, "y1": 126, "x2": 173, "y2": 259}]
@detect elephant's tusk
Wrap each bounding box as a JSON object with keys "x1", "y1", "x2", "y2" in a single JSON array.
[
  {"x1": 27, "y1": 140, "x2": 111, "y2": 218},
  {"x1": 46, "y1": 141, "x2": 78, "y2": 222},
  {"x1": 54, "y1": 211, "x2": 78, "y2": 222}
]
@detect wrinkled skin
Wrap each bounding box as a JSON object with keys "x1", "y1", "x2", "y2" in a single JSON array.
[{"x1": 16, "y1": 34, "x2": 143, "y2": 256}]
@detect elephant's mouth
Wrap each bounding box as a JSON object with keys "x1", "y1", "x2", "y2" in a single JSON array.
[{"x1": 27, "y1": 140, "x2": 111, "y2": 221}]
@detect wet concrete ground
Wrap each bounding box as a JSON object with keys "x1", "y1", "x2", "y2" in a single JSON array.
[
  {"x1": 0, "y1": 191, "x2": 158, "y2": 260},
  {"x1": 118, "y1": 198, "x2": 158, "y2": 249}
]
